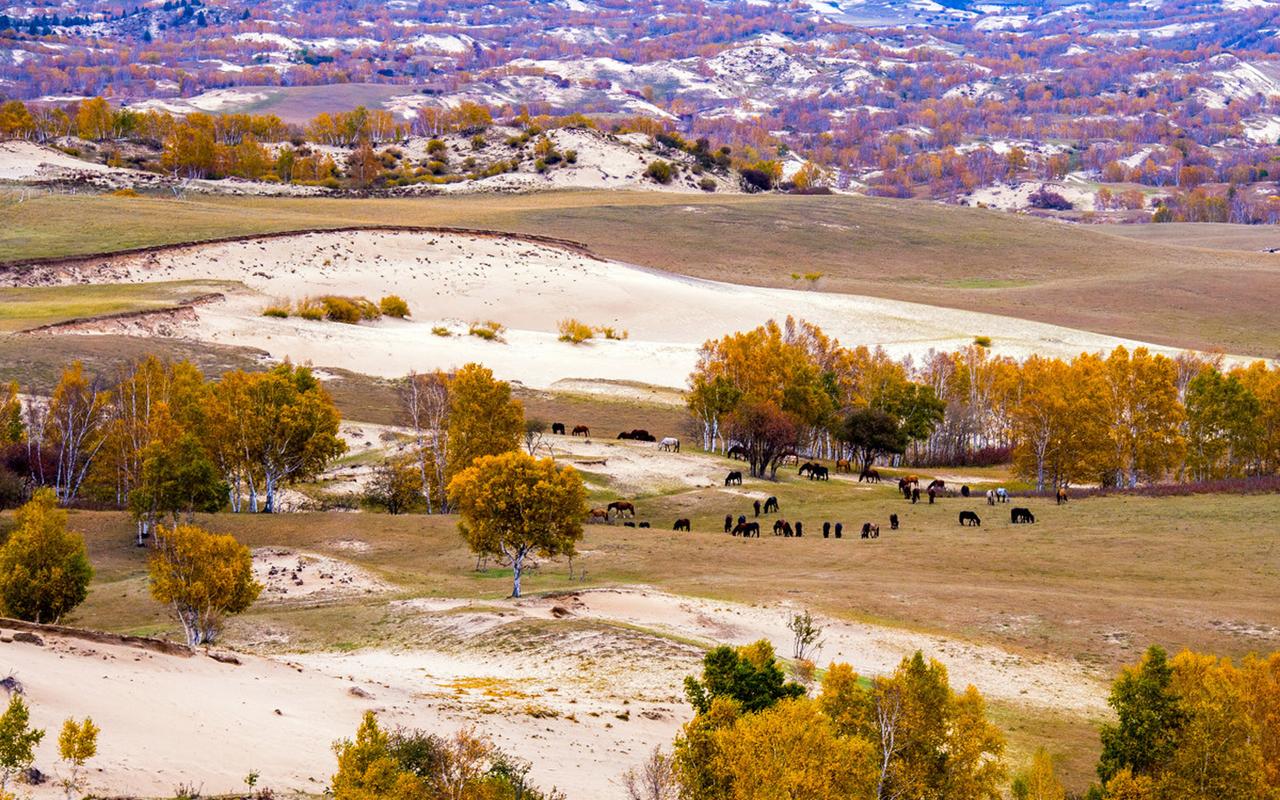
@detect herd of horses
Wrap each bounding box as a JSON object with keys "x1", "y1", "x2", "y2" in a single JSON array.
[{"x1": 550, "y1": 422, "x2": 680, "y2": 452}]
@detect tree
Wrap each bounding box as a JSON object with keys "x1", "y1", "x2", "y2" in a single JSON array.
[
  {"x1": 447, "y1": 451, "x2": 585, "y2": 598},
  {"x1": 1097, "y1": 645, "x2": 1184, "y2": 784},
  {"x1": 58, "y1": 717, "x2": 99, "y2": 800},
  {"x1": 0, "y1": 695, "x2": 43, "y2": 793},
  {"x1": 1100, "y1": 348, "x2": 1185, "y2": 487},
  {"x1": 148, "y1": 524, "x2": 261, "y2": 645},
  {"x1": 838, "y1": 407, "x2": 907, "y2": 472},
  {"x1": 0, "y1": 382, "x2": 21, "y2": 446},
  {"x1": 1185, "y1": 369, "x2": 1260, "y2": 480},
  {"x1": 0, "y1": 488, "x2": 93, "y2": 623},
  {"x1": 128, "y1": 431, "x2": 224, "y2": 544},
  {"x1": 622, "y1": 746, "x2": 679, "y2": 800},
  {"x1": 522, "y1": 419, "x2": 549, "y2": 457},
  {"x1": 400, "y1": 371, "x2": 450, "y2": 514},
  {"x1": 332, "y1": 711, "x2": 426, "y2": 800},
  {"x1": 75, "y1": 97, "x2": 115, "y2": 141},
  {"x1": 684, "y1": 640, "x2": 806, "y2": 716},
  {"x1": 365, "y1": 458, "x2": 422, "y2": 515},
  {"x1": 1012, "y1": 748, "x2": 1065, "y2": 800},
  {"x1": 725, "y1": 399, "x2": 800, "y2": 480},
  {"x1": 26, "y1": 361, "x2": 111, "y2": 503},
  {"x1": 445, "y1": 364, "x2": 523, "y2": 485}
]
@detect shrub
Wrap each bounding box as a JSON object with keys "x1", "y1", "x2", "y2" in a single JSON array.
[
  {"x1": 645, "y1": 160, "x2": 674, "y2": 184},
  {"x1": 426, "y1": 138, "x2": 446, "y2": 155},
  {"x1": 294, "y1": 298, "x2": 324, "y2": 321},
  {"x1": 557, "y1": 318, "x2": 595, "y2": 344},
  {"x1": 261, "y1": 303, "x2": 290, "y2": 319},
  {"x1": 699, "y1": 176, "x2": 717, "y2": 192},
  {"x1": 0, "y1": 488, "x2": 93, "y2": 623},
  {"x1": 431, "y1": 326, "x2": 452, "y2": 337},
  {"x1": 316, "y1": 296, "x2": 380, "y2": 324},
  {"x1": 1028, "y1": 186, "x2": 1073, "y2": 211},
  {"x1": 109, "y1": 187, "x2": 140, "y2": 198},
  {"x1": 379, "y1": 294, "x2": 410, "y2": 318},
  {"x1": 468, "y1": 320, "x2": 505, "y2": 341},
  {"x1": 595, "y1": 326, "x2": 628, "y2": 340},
  {"x1": 973, "y1": 335, "x2": 992, "y2": 348},
  {"x1": 740, "y1": 168, "x2": 774, "y2": 192},
  {"x1": 564, "y1": 149, "x2": 578, "y2": 164},
  {"x1": 470, "y1": 134, "x2": 486, "y2": 150}
]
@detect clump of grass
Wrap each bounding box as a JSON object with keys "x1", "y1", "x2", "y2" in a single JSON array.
[
  {"x1": 524, "y1": 703, "x2": 560, "y2": 719},
  {"x1": 109, "y1": 188, "x2": 140, "y2": 198},
  {"x1": 294, "y1": 297, "x2": 324, "y2": 321},
  {"x1": 431, "y1": 325, "x2": 452, "y2": 337},
  {"x1": 974, "y1": 335, "x2": 993, "y2": 348},
  {"x1": 558, "y1": 318, "x2": 595, "y2": 344},
  {"x1": 261, "y1": 302, "x2": 290, "y2": 319},
  {"x1": 469, "y1": 320, "x2": 505, "y2": 341},
  {"x1": 379, "y1": 294, "x2": 410, "y2": 318},
  {"x1": 595, "y1": 326, "x2": 628, "y2": 341},
  {"x1": 314, "y1": 295, "x2": 380, "y2": 324}
]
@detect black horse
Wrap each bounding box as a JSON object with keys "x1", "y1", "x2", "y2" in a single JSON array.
[
  {"x1": 763, "y1": 496, "x2": 779, "y2": 514},
  {"x1": 959, "y1": 511, "x2": 982, "y2": 527},
  {"x1": 724, "y1": 471, "x2": 743, "y2": 486},
  {"x1": 1011, "y1": 507, "x2": 1035, "y2": 524},
  {"x1": 551, "y1": 422, "x2": 566, "y2": 435}
]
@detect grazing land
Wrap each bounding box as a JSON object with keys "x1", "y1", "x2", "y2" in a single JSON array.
[{"x1": 4, "y1": 191, "x2": 1280, "y2": 356}]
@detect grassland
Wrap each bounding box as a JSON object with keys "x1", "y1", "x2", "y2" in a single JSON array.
[
  {"x1": 3, "y1": 191, "x2": 1279, "y2": 356},
  {"x1": 0, "y1": 280, "x2": 235, "y2": 333}
]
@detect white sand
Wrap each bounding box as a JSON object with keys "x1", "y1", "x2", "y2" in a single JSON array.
[
  {"x1": 10, "y1": 230, "x2": 1222, "y2": 393},
  {"x1": 0, "y1": 140, "x2": 118, "y2": 181}
]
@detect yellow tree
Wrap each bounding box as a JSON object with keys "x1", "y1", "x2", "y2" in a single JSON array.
[
  {"x1": 1013, "y1": 748, "x2": 1065, "y2": 800},
  {"x1": 0, "y1": 381, "x2": 21, "y2": 445},
  {"x1": 447, "y1": 451, "x2": 586, "y2": 598},
  {"x1": 1100, "y1": 347, "x2": 1185, "y2": 487},
  {"x1": 27, "y1": 362, "x2": 111, "y2": 503},
  {"x1": 74, "y1": 97, "x2": 116, "y2": 141},
  {"x1": 444, "y1": 363, "x2": 523, "y2": 490},
  {"x1": 0, "y1": 488, "x2": 93, "y2": 623},
  {"x1": 148, "y1": 524, "x2": 260, "y2": 645},
  {"x1": 58, "y1": 716, "x2": 99, "y2": 800},
  {"x1": 331, "y1": 712, "x2": 425, "y2": 800}
]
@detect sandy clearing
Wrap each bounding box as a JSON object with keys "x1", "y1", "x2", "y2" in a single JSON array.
[
  {"x1": 0, "y1": 140, "x2": 120, "y2": 181},
  {"x1": 253, "y1": 548, "x2": 390, "y2": 604},
  {"x1": 8, "y1": 230, "x2": 1237, "y2": 394}
]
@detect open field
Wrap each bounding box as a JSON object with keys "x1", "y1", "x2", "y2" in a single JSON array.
[
  {"x1": 0, "y1": 280, "x2": 234, "y2": 333},
  {"x1": 3, "y1": 192, "x2": 1279, "y2": 356}
]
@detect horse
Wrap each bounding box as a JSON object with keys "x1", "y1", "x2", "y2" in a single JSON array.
[
  {"x1": 961, "y1": 485, "x2": 970, "y2": 498},
  {"x1": 763, "y1": 496, "x2": 779, "y2": 514},
  {"x1": 959, "y1": 511, "x2": 982, "y2": 527},
  {"x1": 773, "y1": 519, "x2": 792, "y2": 537},
  {"x1": 623, "y1": 521, "x2": 636, "y2": 528},
  {"x1": 619, "y1": 429, "x2": 656, "y2": 442},
  {"x1": 587, "y1": 508, "x2": 609, "y2": 523},
  {"x1": 911, "y1": 488, "x2": 920, "y2": 504},
  {"x1": 1056, "y1": 487, "x2": 1068, "y2": 505},
  {"x1": 607, "y1": 500, "x2": 635, "y2": 518},
  {"x1": 724, "y1": 471, "x2": 743, "y2": 486},
  {"x1": 638, "y1": 521, "x2": 651, "y2": 529},
  {"x1": 551, "y1": 422, "x2": 566, "y2": 435},
  {"x1": 986, "y1": 490, "x2": 996, "y2": 506},
  {"x1": 1011, "y1": 507, "x2": 1035, "y2": 524},
  {"x1": 859, "y1": 468, "x2": 881, "y2": 483},
  {"x1": 836, "y1": 459, "x2": 852, "y2": 474},
  {"x1": 927, "y1": 479, "x2": 946, "y2": 493},
  {"x1": 834, "y1": 523, "x2": 843, "y2": 539},
  {"x1": 823, "y1": 521, "x2": 831, "y2": 538},
  {"x1": 733, "y1": 521, "x2": 760, "y2": 538},
  {"x1": 861, "y1": 522, "x2": 879, "y2": 539},
  {"x1": 572, "y1": 425, "x2": 590, "y2": 437},
  {"x1": 674, "y1": 518, "x2": 691, "y2": 531},
  {"x1": 993, "y1": 487, "x2": 1009, "y2": 503},
  {"x1": 795, "y1": 521, "x2": 803, "y2": 537},
  {"x1": 724, "y1": 514, "x2": 733, "y2": 533},
  {"x1": 659, "y1": 437, "x2": 680, "y2": 452},
  {"x1": 798, "y1": 462, "x2": 817, "y2": 477},
  {"x1": 727, "y1": 445, "x2": 747, "y2": 461},
  {"x1": 753, "y1": 499, "x2": 762, "y2": 517},
  {"x1": 889, "y1": 513, "x2": 899, "y2": 530},
  {"x1": 617, "y1": 431, "x2": 634, "y2": 440},
  {"x1": 809, "y1": 465, "x2": 830, "y2": 481},
  {"x1": 928, "y1": 488, "x2": 937, "y2": 504}
]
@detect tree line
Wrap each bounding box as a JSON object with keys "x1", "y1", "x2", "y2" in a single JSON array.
[{"x1": 687, "y1": 318, "x2": 1280, "y2": 490}]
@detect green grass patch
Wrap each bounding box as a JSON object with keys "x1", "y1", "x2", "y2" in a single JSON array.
[{"x1": 0, "y1": 280, "x2": 236, "y2": 333}]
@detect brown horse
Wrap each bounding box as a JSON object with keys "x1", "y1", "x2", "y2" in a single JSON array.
[
  {"x1": 607, "y1": 500, "x2": 635, "y2": 518},
  {"x1": 1056, "y1": 487, "x2": 1069, "y2": 505},
  {"x1": 835, "y1": 458, "x2": 853, "y2": 473},
  {"x1": 587, "y1": 508, "x2": 608, "y2": 523},
  {"x1": 674, "y1": 518, "x2": 691, "y2": 531},
  {"x1": 572, "y1": 425, "x2": 590, "y2": 437},
  {"x1": 859, "y1": 468, "x2": 881, "y2": 483}
]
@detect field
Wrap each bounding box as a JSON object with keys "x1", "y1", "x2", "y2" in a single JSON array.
[
  {"x1": 0, "y1": 280, "x2": 235, "y2": 333},
  {"x1": 3, "y1": 191, "x2": 1279, "y2": 356}
]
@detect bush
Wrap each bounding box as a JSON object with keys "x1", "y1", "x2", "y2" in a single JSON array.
[
  {"x1": 973, "y1": 335, "x2": 992, "y2": 348},
  {"x1": 645, "y1": 160, "x2": 674, "y2": 184},
  {"x1": 294, "y1": 298, "x2": 324, "y2": 321},
  {"x1": 0, "y1": 488, "x2": 93, "y2": 623},
  {"x1": 261, "y1": 303, "x2": 290, "y2": 319},
  {"x1": 109, "y1": 187, "x2": 140, "y2": 198},
  {"x1": 470, "y1": 134, "x2": 486, "y2": 150},
  {"x1": 431, "y1": 326, "x2": 452, "y2": 337},
  {"x1": 1028, "y1": 186, "x2": 1073, "y2": 211},
  {"x1": 468, "y1": 320, "x2": 505, "y2": 341},
  {"x1": 379, "y1": 294, "x2": 410, "y2": 318},
  {"x1": 564, "y1": 149, "x2": 578, "y2": 164},
  {"x1": 699, "y1": 177, "x2": 717, "y2": 192},
  {"x1": 740, "y1": 168, "x2": 774, "y2": 192},
  {"x1": 557, "y1": 318, "x2": 595, "y2": 344},
  {"x1": 316, "y1": 296, "x2": 380, "y2": 324},
  {"x1": 595, "y1": 326, "x2": 628, "y2": 341},
  {"x1": 426, "y1": 138, "x2": 446, "y2": 155}
]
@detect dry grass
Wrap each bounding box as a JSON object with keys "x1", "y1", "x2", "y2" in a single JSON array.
[
  {"x1": 0, "y1": 280, "x2": 233, "y2": 333},
  {"x1": 3, "y1": 192, "x2": 1279, "y2": 355}
]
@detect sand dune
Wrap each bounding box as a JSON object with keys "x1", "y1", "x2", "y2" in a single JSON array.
[{"x1": 9, "y1": 230, "x2": 1226, "y2": 392}]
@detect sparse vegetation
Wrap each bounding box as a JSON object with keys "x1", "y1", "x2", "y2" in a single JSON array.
[
  {"x1": 431, "y1": 325, "x2": 452, "y2": 337},
  {"x1": 378, "y1": 294, "x2": 410, "y2": 318},
  {"x1": 468, "y1": 320, "x2": 506, "y2": 341},
  {"x1": 974, "y1": 335, "x2": 993, "y2": 347},
  {"x1": 557, "y1": 318, "x2": 595, "y2": 344},
  {"x1": 645, "y1": 160, "x2": 673, "y2": 184},
  {"x1": 261, "y1": 302, "x2": 290, "y2": 319}
]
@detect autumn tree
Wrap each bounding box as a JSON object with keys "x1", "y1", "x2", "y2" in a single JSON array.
[
  {"x1": 58, "y1": 716, "x2": 99, "y2": 800},
  {"x1": 365, "y1": 457, "x2": 422, "y2": 515},
  {"x1": 0, "y1": 488, "x2": 93, "y2": 623},
  {"x1": 400, "y1": 370, "x2": 451, "y2": 513},
  {"x1": 1100, "y1": 348, "x2": 1185, "y2": 487},
  {"x1": 838, "y1": 407, "x2": 908, "y2": 472},
  {"x1": 128, "y1": 432, "x2": 225, "y2": 542},
  {"x1": 148, "y1": 524, "x2": 261, "y2": 645},
  {"x1": 1184, "y1": 368, "x2": 1260, "y2": 480},
  {"x1": 622, "y1": 746, "x2": 680, "y2": 800},
  {"x1": 447, "y1": 451, "x2": 586, "y2": 598},
  {"x1": 445, "y1": 363, "x2": 524, "y2": 485},
  {"x1": 1012, "y1": 748, "x2": 1065, "y2": 800},
  {"x1": 0, "y1": 382, "x2": 21, "y2": 446},
  {"x1": 26, "y1": 361, "x2": 111, "y2": 503},
  {"x1": 0, "y1": 695, "x2": 43, "y2": 793}
]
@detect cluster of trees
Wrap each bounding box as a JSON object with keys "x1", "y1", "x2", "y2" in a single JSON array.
[
  {"x1": 688, "y1": 320, "x2": 1280, "y2": 490},
  {"x1": 2, "y1": 357, "x2": 345, "y2": 533},
  {"x1": 0, "y1": 694, "x2": 99, "y2": 800},
  {"x1": 331, "y1": 712, "x2": 563, "y2": 800}
]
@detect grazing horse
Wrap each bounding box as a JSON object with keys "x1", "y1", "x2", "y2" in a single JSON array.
[
  {"x1": 823, "y1": 521, "x2": 831, "y2": 538},
  {"x1": 928, "y1": 488, "x2": 937, "y2": 504},
  {"x1": 773, "y1": 519, "x2": 793, "y2": 537},
  {"x1": 927, "y1": 479, "x2": 946, "y2": 493},
  {"x1": 834, "y1": 523, "x2": 843, "y2": 539},
  {"x1": 959, "y1": 511, "x2": 982, "y2": 527},
  {"x1": 724, "y1": 471, "x2": 743, "y2": 486},
  {"x1": 638, "y1": 521, "x2": 650, "y2": 528},
  {"x1": 587, "y1": 508, "x2": 609, "y2": 523},
  {"x1": 1056, "y1": 487, "x2": 1069, "y2": 505},
  {"x1": 809, "y1": 465, "x2": 830, "y2": 481},
  {"x1": 836, "y1": 459, "x2": 853, "y2": 474},
  {"x1": 798, "y1": 462, "x2": 816, "y2": 477},
  {"x1": 727, "y1": 444, "x2": 747, "y2": 461},
  {"x1": 753, "y1": 499, "x2": 762, "y2": 517},
  {"x1": 1011, "y1": 507, "x2": 1035, "y2": 524},
  {"x1": 763, "y1": 496, "x2": 779, "y2": 514},
  {"x1": 572, "y1": 425, "x2": 590, "y2": 437},
  {"x1": 859, "y1": 468, "x2": 881, "y2": 483},
  {"x1": 961, "y1": 485, "x2": 970, "y2": 498},
  {"x1": 733, "y1": 521, "x2": 760, "y2": 538},
  {"x1": 674, "y1": 518, "x2": 691, "y2": 531},
  {"x1": 658, "y1": 437, "x2": 680, "y2": 452},
  {"x1": 607, "y1": 500, "x2": 635, "y2": 518},
  {"x1": 986, "y1": 490, "x2": 996, "y2": 506},
  {"x1": 889, "y1": 513, "x2": 899, "y2": 530},
  {"x1": 911, "y1": 488, "x2": 921, "y2": 504},
  {"x1": 995, "y1": 487, "x2": 1009, "y2": 503},
  {"x1": 619, "y1": 429, "x2": 656, "y2": 442},
  {"x1": 551, "y1": 422, "x2": 566, "y2": 435},
  {"x1": 623, "y1": 521, "x2": 636, "y2": 528},
  {"x1": 724, "y1": 514, "x2": 733, "y2": 533},
  {"x1": 795, "y1": 521, "x2": 803, "y2": 537},
  {"x1": 861, "y1": 522, "x2": 879, "y2": 539}
]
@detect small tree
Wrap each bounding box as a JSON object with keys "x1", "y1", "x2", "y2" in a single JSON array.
[
  {"x1": 365, "y1": 458, "x2": 422, "y2": 515},
  {"x1": 621, "y1": 746, "x2": 679, "y2": 800},
  {"x1": 148, "y1": 524, "x2": 261, "y2": 645},
  {"x1": 58, "y1": 717, "x2": 99, "y2": 800},
  {"x1": 522, "y1": 419, "x2": 549, "y2": 456},
  {"x1": 128, "y1": 432, "x2": 225, "y2": 545},
  {"x1": 838, "y1": 407, "x2": 907, "y2": 473},
  {"x1": 447, "y1": 451, "x2": 586, "y2": 598},
  {"x1": 0, "y1": 488, "x2": 93, "y2": 623},
  {"x1": 0, "y1": 695, "x2": 44, "y2": 793},
  {"x1": 786, "y1": 609, "x2": 825, "y2": 662}
]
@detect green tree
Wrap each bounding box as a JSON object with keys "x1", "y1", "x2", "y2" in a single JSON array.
[
  {"x1": 837, "y1": 407, "x2": 907, "y2": 473},
  {"x1": 128, "y1": 431, "x2": 225, "y2": 543},
  {"x1": 0, "y1": 695, "x2": 44, "y2": 792},
  {"x1": 1185, "y1": 369, "x2": 1261, "y2": 480},
  {"x1": 0, "y1": 488, "x2": 93, "y2": 623},
  {"x1": 1098, "y1": 645, "x2": 1184, "y2": 784},
  {"x1": 447, "y1": 451, "x2": 586, "y2": 598},
  {"x1": 148, "y1": 524, "x2": 261, "y2": 645},
  {"x1": 684, "y1": 640, "x2": 806, "y2": 716}
]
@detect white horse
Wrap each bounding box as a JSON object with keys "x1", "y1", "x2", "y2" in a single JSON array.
[
  {"x1": 995, "y1": 487, "x2": 1009, "y2": 503},
  {"x1": 658, "y1": 436, "x2": 680, "y2": 452}
]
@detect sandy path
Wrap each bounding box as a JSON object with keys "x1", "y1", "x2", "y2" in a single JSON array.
[{"x1": 7, "y1": 230, "x2": 1228, "y2": 392}]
